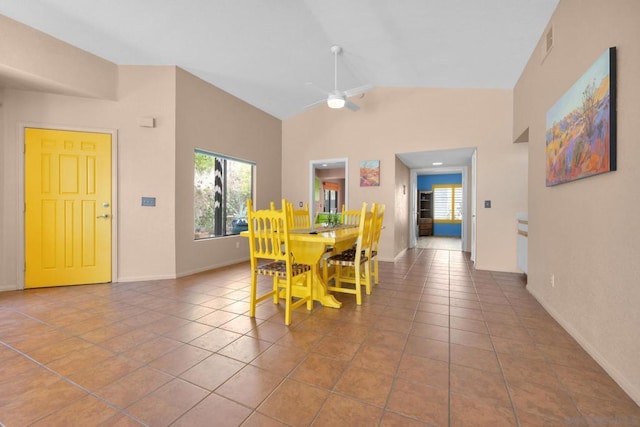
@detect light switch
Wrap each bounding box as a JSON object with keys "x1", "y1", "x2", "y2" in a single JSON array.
[
  {"x1": 484, "y1": 200, "x2": 491, "y2": 208},
  {"x1": 142, "y1": 197, "x2": 156, "y2": 207}
]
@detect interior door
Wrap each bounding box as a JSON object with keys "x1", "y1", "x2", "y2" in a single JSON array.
[{"x1": 25, "y1": 128, "x2": 112, "y2": 288}]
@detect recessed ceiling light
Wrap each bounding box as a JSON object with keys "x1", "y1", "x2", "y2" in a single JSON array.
[{"x1": 432, "y1": 162, "x2": 443, "y2": 166}]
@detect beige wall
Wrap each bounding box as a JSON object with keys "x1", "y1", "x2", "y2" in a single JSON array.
[
  {"x1": 174, "y1": 68, "x2": 282, "y2": 277},
  {"x1": 515, "y1": 0, "x2": 640, "y2": 403},
  {"x1": 0, "y1": 65, "x2": 177, "y2": 289},
  {"x1": 394, "y1": 157, "x2": 410, "y2": 256},
  {"x1": 282, "y1": 87, "x2": 526, "y2": 271},
  {"x1": 0, "y1": 17, "x2": 281, "y2": 289},
  {"x1": 0, "y1": 92, "x2": 6, "y2": 285},
  {"x1": 0, "y1": 15, "x2": 117, "y2": 100}
]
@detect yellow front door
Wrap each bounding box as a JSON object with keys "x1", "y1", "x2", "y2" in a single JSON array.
[{"x1": 25, "y1": 128, "x2": 112, "y2": 288}]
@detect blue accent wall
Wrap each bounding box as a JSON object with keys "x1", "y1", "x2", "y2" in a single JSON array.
[
  {"x1": 417, "y1": 173, "x2": 462, "y2": 237},
  {"x1": 417, "y1": 173, "x2": 462, "y2": 187}
]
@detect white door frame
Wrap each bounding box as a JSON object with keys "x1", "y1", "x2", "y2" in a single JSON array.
[
  {"x1": 409, "y1": 172, "x2": 418, "y2": 248},
  {"x1": 410, "y1": 166, "x2": 465, "y2": 246},
  {"x1": 470, "y1": 150, "x2": 477, "y2": 262},
  {"x1": 17, "y1": 122, "x2": 119, "y2": 289},
  {"x1": 408, "y1": 157, "x2": 476, "y2": 254},
  {"x1": 309, "y1": 158, "x2": 348, "y2": 221}
]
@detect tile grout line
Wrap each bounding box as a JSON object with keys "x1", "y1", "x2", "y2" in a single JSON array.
[
  {"x1": 476, "y1": 268, "x2": 522, "y2": 426},
  {"x1": 0, "y1": 340, "x2": 150, "y2": 426},
  {"x1": 447, "y1": 249, "x2": 453, "y2": 427}
]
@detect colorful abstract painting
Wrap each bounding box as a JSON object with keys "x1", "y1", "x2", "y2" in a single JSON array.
[
  {"x1": 545, "y1": 47, "x2": 616, "y2": 186},
  {"x1": 360, "y1": 160, "x2": 380, "y2": 187}
]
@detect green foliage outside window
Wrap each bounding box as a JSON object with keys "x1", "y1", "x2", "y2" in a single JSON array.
[{"x1": 194, "y1": 151, "x2": 253, "y2": 239}]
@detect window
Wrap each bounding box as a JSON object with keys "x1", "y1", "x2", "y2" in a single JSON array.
[
  {"x1": 433, "y1": 184, "x2": 463, "y2": 223},
  {"x1": 323, "y1": 181, "x2": 340, "y2": 213},
  {"x1": 194, "y1": 150, "x2": 254, "y2": 239}
]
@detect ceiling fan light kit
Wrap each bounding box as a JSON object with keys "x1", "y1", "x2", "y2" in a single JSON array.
[
  {"x1": 327, "y1": 93, "x2": 346, "y2": 109},
  {"x1": 304, "y1": 45, "x2": 373, "y2": 112}
]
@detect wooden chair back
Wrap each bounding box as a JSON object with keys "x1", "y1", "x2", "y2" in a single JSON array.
[
  {"x1": 286, "y1": 202, "x2": 310, "y2": 230},
  {"x1": 247, "y1": 199, "x2": 289, "y2": 266},
  {"x1": 246, "y1": 199, "x2": 312, "y2": 325},
  {"x1": 326, "y1": 202, "x2": 374, "y2": 304},
  {"x1": 371, "y1": 203, "x2": 385, "y2": 252},
  {"x1": 370, "y1": 203, "x2": 385, "y2": 285},
  {"x1": 341, "y1": 204, "x2": 362, "y2": 226}
]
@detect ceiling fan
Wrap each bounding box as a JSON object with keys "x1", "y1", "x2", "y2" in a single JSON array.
[{"x1": 305, "y1": 45, "x2": 373, "y2": 111}]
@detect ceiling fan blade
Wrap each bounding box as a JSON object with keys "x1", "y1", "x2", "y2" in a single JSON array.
[
  {"x1": 301, "y1": 98, "x2": 327, "y2": 111},
  {"x1": 344, "y1": 100, "x2": 360, "y2": 111},
  {"x1": 304, "y1": 81, "x2": 331, "y2": 96},
  {"x1": 344, "y1": 84, "x2": 374, "y2": 98}
]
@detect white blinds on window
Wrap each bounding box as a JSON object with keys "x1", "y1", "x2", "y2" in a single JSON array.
[
  {"x1": 454, "y1": 187, "x2": 463, "y2": 220},
  {"x1": 433, "y1": 188, "x2": 451, "y2": 220},
  {"x1": 434, "y1": 186, "x2": 463, "y2": 221}
]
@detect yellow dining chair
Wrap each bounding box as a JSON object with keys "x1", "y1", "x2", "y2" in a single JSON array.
[
  {"x1": 246, "y1": 199, "x2": 313, "y2": 325},
  {"x1": 286, "y1": 202, "x2": 311, "y2": 230},
  {"x1": 370, "y1": 203, "x2": 385, "y2": 286},
  {"x1": 339, "y1": 203, "x2": 380, "y2": 284},
  {"x1": 341, "y1": 204, "x2": 361, "y2": 226},
  {"x1": 322, "y1": 203, "x2": 361, "y2": 282},
  {"x1": 326, "y1": 202, "x2": 373, "y2": 305}
]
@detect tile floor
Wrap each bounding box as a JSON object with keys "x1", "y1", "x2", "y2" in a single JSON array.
[
  {"x1": 1, "y1": 249, "x2": 639, "y2": 426},
  {"x1": 416, "y1": 237, "x2": 462, "y2": 251}
]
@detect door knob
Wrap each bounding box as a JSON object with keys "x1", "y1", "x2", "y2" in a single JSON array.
[{"x1": 97, "y1": 214, "x2": 110, "y2": 219}]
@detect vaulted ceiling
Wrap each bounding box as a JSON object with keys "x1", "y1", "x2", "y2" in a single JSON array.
[{"x1": 0, "y1": 0, "x2": 559, "y2": 119}]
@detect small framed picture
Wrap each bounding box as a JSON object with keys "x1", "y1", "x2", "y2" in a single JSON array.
[{"x1": 360, "y1": 160, "x2": 380, "y2": 187}]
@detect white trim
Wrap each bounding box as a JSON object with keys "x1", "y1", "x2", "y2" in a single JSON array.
[
  {"x1": 410, "y1": 165, "x2": 466, "y2": 248},
  {"x1": 117, "y1": 274, "x2": 176, "y2": 282},
  {"x1": 17, "y1": 122, "x2": 118, "y2": 288},
  {"x1": 461, "y1": 167, "x2": 468, "y2": 252},
  {"x1": 392, "y1": 248, "x2": 408, "y2": 262},
  {"x1": 174, "y1": 257, "x2": 250, "y2": 279},
  {"x1": 471, "y1": 150, "x2": 477, "y2": 263},
  {"x1": 309, "y1": 158, "x2": 348, "y2": 220},
  {"x1": 528, "y1": 286, "x2": 640, "y2": 406},
  {"x1": 409, "y1": 172, "x2": 417, "y2": 248}
]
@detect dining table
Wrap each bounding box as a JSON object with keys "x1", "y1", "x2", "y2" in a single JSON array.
[{"x1": 241, "y1": 224, "x2": 359, "y2": 308}]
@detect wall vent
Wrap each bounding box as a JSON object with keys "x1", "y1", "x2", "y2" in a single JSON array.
[
  {"x1": 546, "y1": 26, "x2": 554, "y2": 53},
  {"x1": 541, "y1": 25, "x2": 554, "y2": 62}
]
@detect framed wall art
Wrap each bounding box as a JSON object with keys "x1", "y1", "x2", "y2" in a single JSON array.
[
  {"x1": 545, "y1": 47, "x2": 616, "y2": 186},
  {"x1": 359, "y1": 160, "x2": 380, "y2": 187}
]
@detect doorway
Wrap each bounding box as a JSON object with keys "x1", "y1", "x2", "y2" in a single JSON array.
[
  {"x1": 324, "y1": 187, "x2": 339, "y2": 213},
  {"x1": 22, "y1": 127, "x2": 117, "y2": 288},
  {"x1": 397, "y1": 147, "x2": 476, "y2": 255},
  {"x1": 309, "y1": 158, "x2": 348, "y2": 221},
  {"x1": 416, "y1": 236, "x2": 462, "y2": 250}
]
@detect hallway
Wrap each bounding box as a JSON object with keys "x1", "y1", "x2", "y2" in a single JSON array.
[
  {"x1": 416, "y1": 236, "x2": 462, "y2": 251},
  {"x1": 1, "y1": 249, "x2": 638, "y2": 425}
]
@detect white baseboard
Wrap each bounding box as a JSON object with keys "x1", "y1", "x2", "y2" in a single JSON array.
[
  {"x1": 116, "y1": 257, "x2": 250, "y2": 283},
  {"x1": 0, "y1": 283, "x2": 19, "y2": 292},
  {"x1": 176, "y1": 257, "x2": 250, "y2": 278},
  {"x1": 391, "y1": 248, "x2": 407, "y2": 262},
  {"x1": 527, "y1": 286, "x2": 640, "y2": 406},
  {"x1": 115, "y1": 273, "x2": 176, "y2": 283}
]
